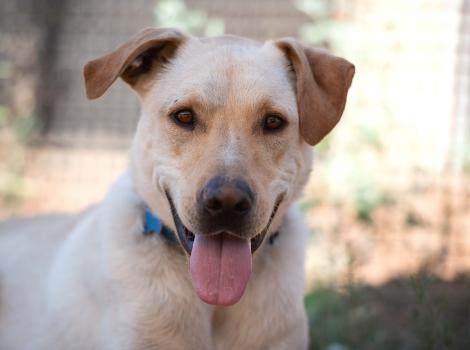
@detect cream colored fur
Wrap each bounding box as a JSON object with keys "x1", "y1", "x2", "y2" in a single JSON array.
[
  {"x1": 0, "y1": 29, "x2": 354, "y2": 349},
  {"x1": 0, "y1": 174, "x2": 308, "y2": 349}
]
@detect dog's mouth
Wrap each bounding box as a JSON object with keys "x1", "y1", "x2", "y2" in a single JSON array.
[
  {"x1": 165, "y1": 194, "x2": 283, "y2": 256},
  {"x1": 165, "y1": 191, "x2": 283, "y2": 306}
]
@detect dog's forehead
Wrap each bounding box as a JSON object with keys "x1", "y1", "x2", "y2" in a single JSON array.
[{"x1": 157, "y1": 36, "x2": 297, "y2": 114}]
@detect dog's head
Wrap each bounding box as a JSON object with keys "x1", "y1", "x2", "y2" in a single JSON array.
[{"x1": 84, "y1": 28, "x2": 354, "y2": 306}]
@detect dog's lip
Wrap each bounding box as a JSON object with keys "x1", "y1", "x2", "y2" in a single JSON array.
[
  {"x1": 164, "y1": 191, "x2": 284, "y2": 255},
  {"x1": 165, "y1": 193, "x2": 194, "y2": 254}
]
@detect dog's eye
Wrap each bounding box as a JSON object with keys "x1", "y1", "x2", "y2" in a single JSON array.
[
  {"x1": 172, "y1": 109, "x2": 195, "y2": 128},
  {"x1": 263, "y1": 114, "x2": 286, "y2": 132}
]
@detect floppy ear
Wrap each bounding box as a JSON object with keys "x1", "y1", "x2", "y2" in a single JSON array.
[
  {"x1": 274, "y1": 38, "x2": 355, "y2": 146},
  {"x1": 84, "y1": 28, "x2": 187, "y2": 99}
]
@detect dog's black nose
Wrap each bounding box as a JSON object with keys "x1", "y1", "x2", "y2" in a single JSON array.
[{"x1": 198, "y1": 177, "x2": 254, "y2": 231}]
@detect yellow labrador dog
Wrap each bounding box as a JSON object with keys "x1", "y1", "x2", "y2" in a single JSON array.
[{"x1": 0, "y1": 28, "x2": 354, "y2": 349}]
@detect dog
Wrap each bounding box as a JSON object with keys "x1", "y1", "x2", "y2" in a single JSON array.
[{"x1": 0, "y1": 28, "x2": 354, "y2": 349}]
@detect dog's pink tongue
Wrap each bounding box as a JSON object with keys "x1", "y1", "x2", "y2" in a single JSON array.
[{"x1": 190, "y1": 233, "x2": 251, "y2": 306}]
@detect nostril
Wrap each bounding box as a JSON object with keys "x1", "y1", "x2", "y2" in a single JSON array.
[
  {"x1": 234, "y1": 199, "x2": 251, "y2": 213},
  {"x1": 205, "y1": 197, "x2": 223, "y2": 212}
]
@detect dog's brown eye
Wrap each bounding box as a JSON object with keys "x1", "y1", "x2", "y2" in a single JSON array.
[
  {"x1": 263, "y1": 114, "x2": 286, "y2": 132},
  {"x1": 172, "y1": 109, "x2": 195, "y2": 128}
]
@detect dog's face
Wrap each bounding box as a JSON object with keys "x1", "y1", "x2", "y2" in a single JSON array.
[
  {"x1": 84, "y1": 28, "x2": 354, "y2": 306},
  {"x1": 135, "y1": 36, "x2": 309, "y2": 246}
]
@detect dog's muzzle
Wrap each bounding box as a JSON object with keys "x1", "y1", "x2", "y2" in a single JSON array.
[
  {"x1": 165, "y1": 176, "x2": 283, "y2": 256},
  {"x1": 164, "y1": 180, "x2": 284, "y2": 306}
]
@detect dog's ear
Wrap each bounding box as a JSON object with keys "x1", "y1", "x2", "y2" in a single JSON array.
[
  {"x1": 274, "y1": 38, "x2": 355, "y2": 146},
  {"x1": 84, "y1": 28, "x2": 187, "y2": 99}
]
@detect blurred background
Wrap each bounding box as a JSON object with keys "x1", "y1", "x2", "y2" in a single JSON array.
[{"x1": 1, "y1": 0, "x2": 469, "y2": 348}]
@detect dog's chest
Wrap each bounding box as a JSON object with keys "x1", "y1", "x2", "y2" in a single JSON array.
[{"x1": 121, "y1": 255, "x2": 294, "y2": 350}]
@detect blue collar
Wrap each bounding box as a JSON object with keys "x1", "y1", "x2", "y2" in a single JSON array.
[{"x1": 143, "y1": 208, "x2": 178, "y2": 242}]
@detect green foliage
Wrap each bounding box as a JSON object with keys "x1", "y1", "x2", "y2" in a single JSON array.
[
  {"x1": 0, "y1": 171, "x2": 28, "y2": 209},
  {"x1": 353, "y1": 180, "x2": 394, "y2": 223},
  {"x1": 314, "y1": 136, "x2": 332, "y2": 159},
  {"x1": 295, "y1": 0, "x2": 351, "y2": 52},
  {"x1": 0, "y1": 105, "x2": 38, "y2": 213},
  {"x1": 405, "y1": 211, "x2": 426, "y2": 227},
  {"x1": 14, "y1": 114, "x2": 38, "y2": 144},
  {"x1": 305, "y1": 272, "x2": 465, "y2": 350},
  {"x1": 154, "y1": 0, "x2": 224, "y2": 36},
  {"x1": 408, "y1": 272, "x2": 453, "y2": 350},
  {"x1": 358, "y1": 125, "x2": 383, "y2": 150},
  {"x1": 0, "y1": 59, "x2": 13, "y2": 79},
  {"x1": 306, "y1": 283, "x2": 396, "y2": 350},
  {"x1": 299, "y1": 197, "x2": 322, "y2": 211},
  {"x1": 0, "y1": 105, "x2": 8, "y2": 126},
  {"x1": 461, "y1": 141, "x2": 470, "y2": 175},
  {"x1": 0, "y1": 146, "x2": 29, "y2": 214}
]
